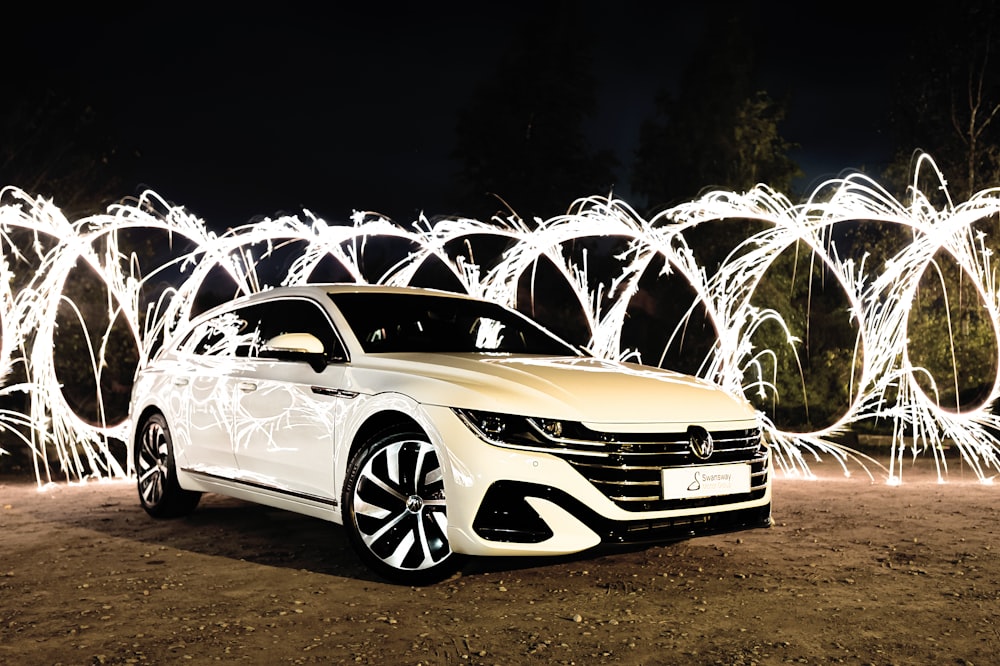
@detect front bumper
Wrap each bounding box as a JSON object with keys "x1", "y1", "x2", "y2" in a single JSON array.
[
  {"x1": 424, "y1": 406, "x2": 773, "y2": 557},
  {"x1": 473, "y1": 480, "x2": 772, "y2": 546}
]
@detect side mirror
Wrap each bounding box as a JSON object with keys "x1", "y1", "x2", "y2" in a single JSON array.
[
  {"x1": 261, "y1": 333, "x2": 329, "y2": 372},
  {"x1": 264, "y1": 332, "x2": 325, "y2": 354}
]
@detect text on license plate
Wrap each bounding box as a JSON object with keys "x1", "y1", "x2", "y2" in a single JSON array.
[{"x1": 661, "y1": 463, "x2": 751, "y2": 500}]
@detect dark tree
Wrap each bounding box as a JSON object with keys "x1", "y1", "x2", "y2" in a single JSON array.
[
  {"x1": 631, "y1": 10, "x2": 800, "y2": 211},
  {"x1": 452, "y1": 2, "x2": 618, "y2": 221},
  {"x1": 884, "y1": 0, "x2": 1000, "y2": 201}
]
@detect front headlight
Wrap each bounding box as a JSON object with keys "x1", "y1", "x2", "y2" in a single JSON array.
[
  {"x1": 454, "y1": 409, "x2": 605, "y2": 451},
  {"x1": 454, "y1": 409, "x2": 551, "y2": 447}
]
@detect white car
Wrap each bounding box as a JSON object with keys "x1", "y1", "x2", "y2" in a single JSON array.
[{"x1": 129, "y1": 284, "x2": 772, "y2": 584}]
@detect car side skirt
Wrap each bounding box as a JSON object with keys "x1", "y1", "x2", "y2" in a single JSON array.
[{"x1": 179, "y1": 467, "x2": 341, "y2": 524}]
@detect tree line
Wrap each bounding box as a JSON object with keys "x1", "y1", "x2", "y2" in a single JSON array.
[
  {"x1": 5, "y1": 3, "x2": 998, "y2": 222},
  {"x1": 452, "y1": 1, "x2": 1000, "y2": 218}
]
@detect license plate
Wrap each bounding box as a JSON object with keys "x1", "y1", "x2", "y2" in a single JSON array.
[{"x1": 662, "y1": 463, "x2": 751, "y2": 500}]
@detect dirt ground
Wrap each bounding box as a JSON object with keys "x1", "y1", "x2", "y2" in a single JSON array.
[{"x1": 2, "y1": 450, "x2": 998, "y2": 666}]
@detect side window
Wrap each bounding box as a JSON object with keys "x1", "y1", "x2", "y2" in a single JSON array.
[
  {"x1": 188, "y1": 310, "x2": 258, "y2": 357},
  {"x1": 251, "y1": 298, "x2": 344, "y2": 360},
  {"x1": 183, "y1": 298, "x2": 344, "y2": 361}
]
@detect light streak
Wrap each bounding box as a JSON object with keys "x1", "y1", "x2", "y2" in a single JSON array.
[{"x1": 1, "y1": 154, "x2": 1000, "y2": 487}]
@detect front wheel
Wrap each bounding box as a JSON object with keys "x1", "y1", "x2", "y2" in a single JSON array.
[
  {"x1": 135, "y1": 413, "x2": 201, "y2": 518},
  {"x1": 343, "y1": 429, "x2": 462, "y2": 584}
]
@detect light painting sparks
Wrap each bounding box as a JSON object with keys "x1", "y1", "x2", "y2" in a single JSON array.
[{"x1": 2, "y1": 154, "x2": 1000, "y2": 487}]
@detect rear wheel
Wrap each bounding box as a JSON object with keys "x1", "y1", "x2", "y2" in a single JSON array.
[
  {"x1": 343, "y1": 429, "x2": 462, "y2": 584},
  {"x1": 135, "y1": 413, "x2": 201, "y2": 518}
]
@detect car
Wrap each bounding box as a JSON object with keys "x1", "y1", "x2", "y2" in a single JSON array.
[{"x1": 128, "y1": 284, "x2": 772, "y2": 584}]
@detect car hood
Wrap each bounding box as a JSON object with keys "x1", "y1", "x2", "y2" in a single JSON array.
[{"x1": 345, "y1": 353, "x2": 757, "y2": 428}]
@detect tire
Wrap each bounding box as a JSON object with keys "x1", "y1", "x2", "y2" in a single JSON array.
[
  {"x1": 343, "y1": 429, "x2": 462, "y2": 584},
  {"x1": 135, "y1": 413, "x2": 201, "y2": 518}
]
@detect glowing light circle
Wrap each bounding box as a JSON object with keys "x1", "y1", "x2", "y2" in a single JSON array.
[{"x1": 2, "y1": 154, "x2": 1000, "y2": 487}]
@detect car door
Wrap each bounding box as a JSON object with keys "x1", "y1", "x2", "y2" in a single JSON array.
[
  {"x1": 168, "y1": 310, "x2": 249, "y2": 475},
  {"x1": 229, "y1": 297, "x2": 349, "y2": 502}
]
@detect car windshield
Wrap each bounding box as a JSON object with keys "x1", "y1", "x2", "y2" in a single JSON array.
[{"x1": 329, "y1": 292, "x2": 582, "y2": 356}]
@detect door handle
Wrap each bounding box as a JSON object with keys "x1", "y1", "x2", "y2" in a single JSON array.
[
  {"x1": 172, "y1": 377, "x2": 189, "y2": 387},
  {"x1": 238, "y1": 381, "x2": 258, "y2": 392}
]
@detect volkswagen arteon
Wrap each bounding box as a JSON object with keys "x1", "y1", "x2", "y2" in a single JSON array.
[{"x1": 128, "y1": 284, "x2": 772, "y2": 584}]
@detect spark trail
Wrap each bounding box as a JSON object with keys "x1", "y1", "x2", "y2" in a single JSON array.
[{"x1": 2, "y1": 154, "x2": 999, "y2": 487}]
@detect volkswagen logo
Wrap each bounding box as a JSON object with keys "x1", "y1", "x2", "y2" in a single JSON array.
[{"x1": 687, "y1": 425, "x2": 714, "y2": 460}]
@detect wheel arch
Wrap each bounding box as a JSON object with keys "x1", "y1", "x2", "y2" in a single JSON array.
[
  {"x1": 347, "y1": 410, "x2": 425, "y2": 465},
  {"x1": 131, "y1": 405, "x2": 165, "y2": 450}
]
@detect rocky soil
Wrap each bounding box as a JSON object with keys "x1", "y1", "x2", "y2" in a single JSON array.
[{"x1": 2, "y1": 451, "x2": 997, "y2": 665}]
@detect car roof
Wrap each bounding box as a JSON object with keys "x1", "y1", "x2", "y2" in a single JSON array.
[{"x1": 197, "y1": 283, "x2": 485, "y2": 315}]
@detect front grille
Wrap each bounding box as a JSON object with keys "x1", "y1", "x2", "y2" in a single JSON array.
[{"x1": 547, "y1": 427, "x2": 769, "y2": 512}]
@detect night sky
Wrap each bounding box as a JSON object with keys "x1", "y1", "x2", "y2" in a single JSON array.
[{"x1": 7, "y1": 2, "x2": 913, "y2": 228}]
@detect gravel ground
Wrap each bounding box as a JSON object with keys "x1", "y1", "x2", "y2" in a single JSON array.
[{"x1": 2, "y1": 451, "x2": 998, "y2": 665}]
